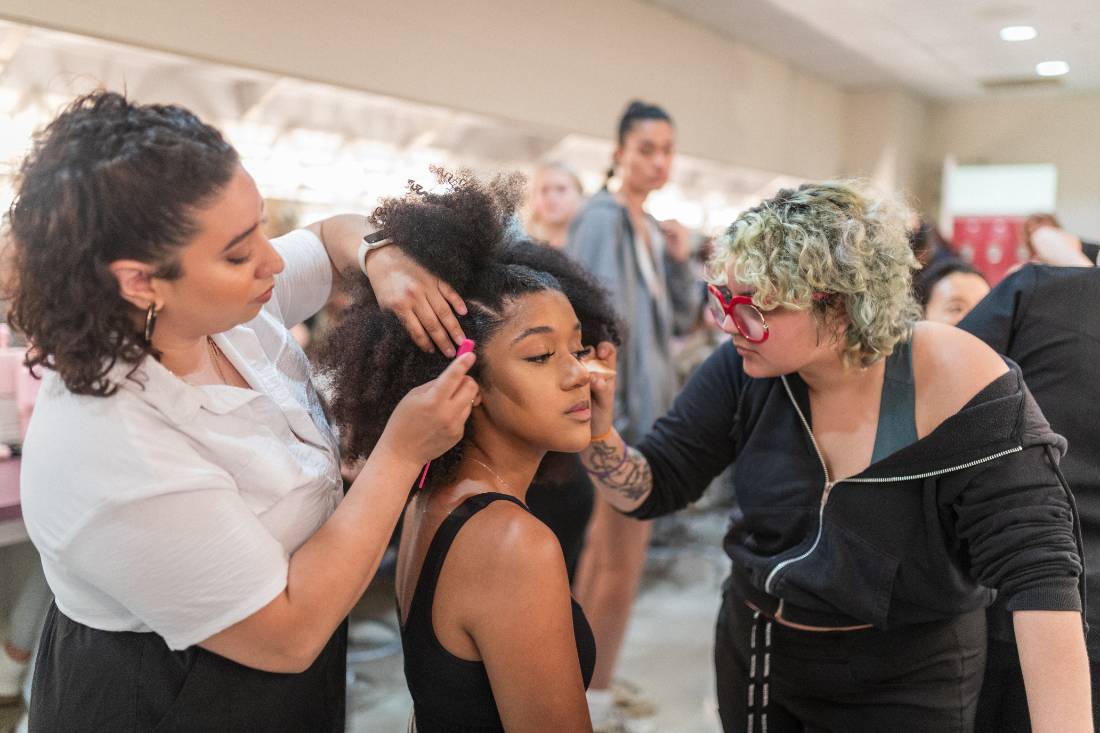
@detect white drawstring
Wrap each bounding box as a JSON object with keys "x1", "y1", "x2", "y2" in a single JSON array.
[{"x1": 747, "y1": 610, "x2": 772, "y2": 733}]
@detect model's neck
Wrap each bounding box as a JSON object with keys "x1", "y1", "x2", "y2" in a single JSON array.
[{"x1": 459, "y1": 435, "x2": 544, "y2": 503}]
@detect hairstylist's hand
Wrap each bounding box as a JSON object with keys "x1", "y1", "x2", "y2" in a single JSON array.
[
  {"x1": 587, "y1": 341, "x2": 618, "y2": 437},
  {"x1": 381, "y1": 352, "x2": 478, "y2": 466},
  {"x1": 364, "y1": 245, "x2": 468, "y2": 356}
]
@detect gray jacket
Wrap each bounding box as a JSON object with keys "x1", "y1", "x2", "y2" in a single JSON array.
[{"x1": 566, "y1": 190, "x2": 699, "y2": 444}]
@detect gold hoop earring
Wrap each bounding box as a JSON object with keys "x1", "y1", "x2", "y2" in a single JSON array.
[{"x1": 144, "y1": 303, "x2": 159, "y2": 343}]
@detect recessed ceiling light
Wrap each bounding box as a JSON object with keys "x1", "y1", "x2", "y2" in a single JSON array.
[
  {"x1": 1036, "y1": 60, "x2": 1070, "y2": 77},
  {"x1": 1000, "y1": 25, "x2": 1038, "y2": 41}
]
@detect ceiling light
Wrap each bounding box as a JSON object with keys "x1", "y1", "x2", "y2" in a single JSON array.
[
  {"x1": 1035, "y1": 60, "x2": 1070, "y2": 77},
  {"x1": 1000, "y1": 25, "x2": 1037, "y2": 42}
]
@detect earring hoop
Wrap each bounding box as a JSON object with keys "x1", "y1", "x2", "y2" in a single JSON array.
[{"x1": 144, "y1": 303, "x2": 159, "y2": 343}]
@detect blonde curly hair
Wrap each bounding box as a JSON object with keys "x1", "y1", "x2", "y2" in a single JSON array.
[{"x1": 710, "y1": 180, "x2": 920, "y2": 367}]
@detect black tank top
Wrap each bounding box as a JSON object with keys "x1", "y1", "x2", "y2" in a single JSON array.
[
  {"x1": 870, "y1": 339, "x2": 919, "y2": 463},
  {"x1": 399, "y1": 492, "x2": 596, "y2": 732}
]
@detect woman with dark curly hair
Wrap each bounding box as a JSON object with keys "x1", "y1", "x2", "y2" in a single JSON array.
[
  {"x1": 6, "y1": 91, "x2": 477, "y2": 732},
  {"x1": 315, "y1": 171, "x2": 623, "y2": 732},
  {"x1": 581, "y1": 181, "x2": 1089, "y2": 732}
]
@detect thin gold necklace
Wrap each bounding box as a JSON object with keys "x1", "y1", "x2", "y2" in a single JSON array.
[
  {"x1": 468, "y1": 456, "x2": 514, "y2": 493},
  {"x1": 207, "y1": 336, "x2": 230, "y2": 385}
]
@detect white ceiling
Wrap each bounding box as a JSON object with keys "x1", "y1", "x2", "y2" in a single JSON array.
[{"x1": 648, "y1": 0, "x2": 1100, "y2": 99}]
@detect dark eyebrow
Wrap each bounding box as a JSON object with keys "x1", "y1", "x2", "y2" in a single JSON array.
[
  {"x1": 510, "y1": 322, "x2": 581, "y2": 345},
  {"x1": 222, "y1": 221, "x2": 259, "y2": 252},
  {"x1": 222, "y1": 200, "x2": 265, "y2": 253}
]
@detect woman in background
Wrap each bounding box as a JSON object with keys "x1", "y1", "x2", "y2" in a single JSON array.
[
  {"x1": 915, "y1": 259, "x2": 990, "y2": 326},
  {"x1": 566, "y1": 100, "x2": 699, "y2": 729},
  {"x1": 525, "y1": 161, "x2": 585, "y2": 249}
]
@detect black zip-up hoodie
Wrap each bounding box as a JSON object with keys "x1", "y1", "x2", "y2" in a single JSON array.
[{"x1": 631, "y1": 340, "x2": 1084, "y2": 630}]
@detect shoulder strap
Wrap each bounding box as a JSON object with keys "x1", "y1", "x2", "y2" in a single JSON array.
[
  {"x1": 871, "y1": 341, "x2": 918, "y2": 463},
  {"x1": 405, "y1": 493, "x2": 528, "y2": 626}
]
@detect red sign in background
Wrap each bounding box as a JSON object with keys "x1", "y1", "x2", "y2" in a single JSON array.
[{"x1": 951, "y1": 216, "x2": 1031, "y2": 285}]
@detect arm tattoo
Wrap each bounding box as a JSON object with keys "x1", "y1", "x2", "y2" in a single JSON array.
[{"x1": 582, "y1": 440, "x2": 653, "y2": 503}]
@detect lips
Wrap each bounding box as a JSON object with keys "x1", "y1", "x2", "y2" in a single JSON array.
[
  {"x1": 254, "y1": 285, "x2": 274, "y2": 304},
  {"x1": 566, "y1": 400, "x2": 591, "y2": 416}
]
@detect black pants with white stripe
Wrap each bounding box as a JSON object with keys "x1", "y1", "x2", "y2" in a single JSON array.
[{"x1": 714, "y1": 591, "x2": 986, "y2": 733}]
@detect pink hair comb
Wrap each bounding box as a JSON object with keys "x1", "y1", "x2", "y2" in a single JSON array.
[{"x1": 418, "y1": 338, "x2": 476, "y2": 489}]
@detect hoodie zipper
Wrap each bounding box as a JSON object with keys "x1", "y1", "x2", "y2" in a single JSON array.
[{"x1": 763, "y1": 375, "x2": 1023, "y2": 595}]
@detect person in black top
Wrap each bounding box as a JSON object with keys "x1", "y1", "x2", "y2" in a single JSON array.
[
  {"x1": 579, "y1": 181, "x2": 1089, "y2": 732},
  {"x1": 316, "y1": 171, "x2": 622, "y2": 732},
  {"x1": 958, "y1": 263, "x2": 1100, "y2": 732}
]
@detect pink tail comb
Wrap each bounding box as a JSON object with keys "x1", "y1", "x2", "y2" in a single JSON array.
[{"x1": 418, "y1": 338, "x2": 476, "y2": 489}]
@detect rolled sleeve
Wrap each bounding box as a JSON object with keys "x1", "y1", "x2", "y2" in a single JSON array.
[
  {"x1": 269, "y1": 229, "x2": 334, "y2": 328},
  {"x1": 953, "y1": 444, "x2": 1083, "y2": 613}
]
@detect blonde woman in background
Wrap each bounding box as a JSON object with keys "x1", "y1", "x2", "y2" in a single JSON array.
[{"x1": 526, "y1": 161, "x2": 585, "y2": 249}]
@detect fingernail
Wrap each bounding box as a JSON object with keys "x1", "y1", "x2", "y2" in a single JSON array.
[{"x1": 444, "y1": 348, "x2": 456, "y2": 358}]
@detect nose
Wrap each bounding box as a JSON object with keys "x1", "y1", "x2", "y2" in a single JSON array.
[
  {"x1": 565, "y1": 353, "x2": 591, "y2": 390},
  {"x1": 256, "y1": 236, "x2": 285, "y2": 280}
]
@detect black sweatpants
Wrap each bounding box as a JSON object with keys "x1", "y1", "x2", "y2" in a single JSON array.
[{"x1": 714, "y1": 592, "x2": 987, "y2": 733}]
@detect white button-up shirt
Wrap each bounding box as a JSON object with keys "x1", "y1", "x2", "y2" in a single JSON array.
[{"x1": 21, "y1": 229, "x2": 343, "y2": 650}]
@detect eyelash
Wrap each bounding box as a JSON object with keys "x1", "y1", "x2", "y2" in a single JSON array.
[
  {"x1": 525, "y1": 346, "x2": 592, "y2": 364},
  {"x1": 226, "y1": 219, "x2": 267, "y2": 265}
]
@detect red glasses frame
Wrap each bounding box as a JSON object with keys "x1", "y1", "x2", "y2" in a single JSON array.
[{"x1": 707, "y1": 284, "x2": 770, "y2": 343}]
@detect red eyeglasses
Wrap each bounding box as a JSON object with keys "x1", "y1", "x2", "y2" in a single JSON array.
[{"x1": 707, "y1": 284, "x2": 769, "y2": 343}]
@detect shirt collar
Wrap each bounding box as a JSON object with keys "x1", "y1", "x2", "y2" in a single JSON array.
[{"x1": 109, "y1": 332, "x2": 267, "y2": 425}]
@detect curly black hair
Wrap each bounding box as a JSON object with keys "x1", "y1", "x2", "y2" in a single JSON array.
[
  {"x1": 4, "y1": 90, "x2": 239, "y2": 396},
  {"x1": 314, "y1": 170, "x2": 624, "y2": 490}
]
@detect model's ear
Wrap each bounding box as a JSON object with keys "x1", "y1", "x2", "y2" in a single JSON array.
[{"x1": 108, "y1": 259, "x2": 160, "y2": 311}]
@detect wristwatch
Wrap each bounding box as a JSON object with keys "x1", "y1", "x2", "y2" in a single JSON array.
[{"x1": 358, "y1": 230, "x2": 393, "y2": 276}]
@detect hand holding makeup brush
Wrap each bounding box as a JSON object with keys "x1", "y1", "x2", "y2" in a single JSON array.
[{"x1": 586, "y1": 341, "x2": 618, "y2": 440}]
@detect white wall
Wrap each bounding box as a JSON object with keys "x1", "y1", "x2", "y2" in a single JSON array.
[
  {"x1": 841, "y1": 88, "x2": 935, "y2": 207},
  {"x1": 926, "y1": 92, "x2": 1100, "y2": 241},
  {"x1": 4, "y1": 1, "x2": 1097, "y2": 238},
  {"x1": 0, "y1": 0, "x2": 848, "y2": 180}
]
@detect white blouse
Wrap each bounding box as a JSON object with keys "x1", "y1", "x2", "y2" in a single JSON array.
[{"x1": 21, "y1": 229, "x2": 344, "y2": 650}]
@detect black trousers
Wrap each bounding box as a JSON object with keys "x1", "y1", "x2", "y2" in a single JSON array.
[
  {"x1": 29, "y1": 603, "x2": 347, "y2": 732},
  {"x1": 714, "y1": 592, "x2": 987, "y2": 733}
]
